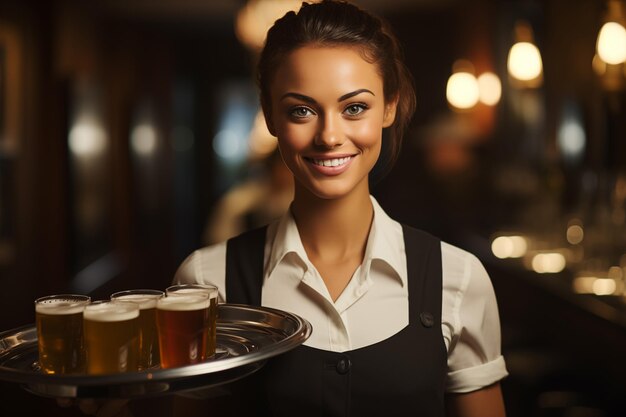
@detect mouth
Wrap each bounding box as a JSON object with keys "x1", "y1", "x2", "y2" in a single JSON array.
[
  {"x1": 305, "y1": 156, "x2": 353, "y2": 167},
  {"x1": 303, "y1": 155, "x2": 355, "y2": 176}
]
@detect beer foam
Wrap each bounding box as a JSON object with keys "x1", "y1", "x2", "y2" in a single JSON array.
[
  {"x1": 35, "y1": 298, "x2": 88, "y2": 315},
  {"x1": 83, "y1": 302, "x2": 140, "y2": 322},
  {"x1": 112, "y1": 294, "x2": 160, "y2": 310},
  {"x1": 167, "y1": 288, "x2": 218, "y2": 299},
  {"x1": 157, "y1": 295, "x2": 210, "y2": 311}
]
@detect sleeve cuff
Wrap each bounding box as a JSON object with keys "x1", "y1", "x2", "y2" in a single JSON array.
[{"x1": 446, "y1": 355, "x2": 509, "y2": 393}]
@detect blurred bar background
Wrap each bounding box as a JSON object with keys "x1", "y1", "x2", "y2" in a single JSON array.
[{"x1": 0, "y1": 0, "x2": 625, "y2": 416}]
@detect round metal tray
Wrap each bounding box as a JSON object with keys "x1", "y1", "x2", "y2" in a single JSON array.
[{"x1": 0, "y1": 304, "x2": 311, "y2": 399}]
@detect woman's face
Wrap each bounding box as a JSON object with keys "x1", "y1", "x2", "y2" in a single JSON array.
[{"x1": 266, "y1": 45, "x2": 397, "y2": 200}]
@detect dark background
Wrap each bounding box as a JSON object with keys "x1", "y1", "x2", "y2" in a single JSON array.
[{"x1": 0, "y1": 0, "x2": 625, "y2": 416}]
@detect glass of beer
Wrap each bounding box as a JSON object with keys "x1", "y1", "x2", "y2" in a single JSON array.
[
  {"x1": 165, "y1": 284, "x2": 219, "y2": 358},
  {"x1": 110, "y1": 289, "x2": 164, "y2": 370},
  {"x1": 83, "y1": 300, "x2": 140, "y2": 375},
  {"x1": 35, "y1": 294, "x2": 91, "y2": 374},
  {"x1": 156, "y1": 293, "x2": 213, "y2": 369}
]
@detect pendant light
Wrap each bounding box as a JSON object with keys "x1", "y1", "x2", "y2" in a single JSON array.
[{"x1": 507, "y1": 21, "x2": 543, "y2": 88}]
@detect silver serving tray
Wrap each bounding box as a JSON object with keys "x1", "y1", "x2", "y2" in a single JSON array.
[{"x1": 0, "y1": 304, "x2": 311, "y2": 399}]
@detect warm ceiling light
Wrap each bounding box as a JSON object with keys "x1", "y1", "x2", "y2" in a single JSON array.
[
  {"x1": 507, "y1": 21, "x2": 543, "y2": 87},
  {"x1": 235, "y1": 0, "x2": 307, "y2": 51},
  {"x1": 596, "y1": 0, "x2": 626, "y2": 65},
  {"x1": 593, "y1": 1, "x2": 626, "y2": 91},
  {"x1": 477, "y1": 72, "x2": 502, "y2": 106},
  {"x1": 446, "y1": 72, "x2": 479, "y2": 109},
  {"x1": 507, "y1": 42, "x2": 543, "y2": 82},
  {"x1": 597, "y1": 21, "x2": 626, "y2": 64}
]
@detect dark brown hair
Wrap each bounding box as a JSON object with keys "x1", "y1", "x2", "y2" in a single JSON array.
[{"x1": 258, "y1": 0, "x2": 416, "y2": 173}]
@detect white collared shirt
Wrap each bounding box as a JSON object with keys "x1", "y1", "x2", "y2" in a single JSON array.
[{"x1": 174, "y1": 197, "x2": 508, "y2": 393}]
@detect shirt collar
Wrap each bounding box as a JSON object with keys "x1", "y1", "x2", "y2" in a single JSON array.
[
  {"x1": 266, "y1": 196, "x2": 406, "y2": 287},
  {"x1": 266, "y1": 206, "x2": 310, "y2": 279},
  {"x1": 365, "y1": 196, "x2": 407, "y2": 287}
]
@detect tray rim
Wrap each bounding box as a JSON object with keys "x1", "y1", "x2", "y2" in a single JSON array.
[{"x1": 0, "y1": 303, "x2": 311, "y2": 396}]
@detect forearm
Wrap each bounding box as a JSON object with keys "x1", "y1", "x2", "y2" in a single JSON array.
[{"x1": 445, "y1": 383, "x2": 506, "y2": 417}]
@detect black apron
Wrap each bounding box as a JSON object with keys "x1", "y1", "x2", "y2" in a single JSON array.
[{"x1": 223, "y1": 224, "x2": 447, "y2": 416}]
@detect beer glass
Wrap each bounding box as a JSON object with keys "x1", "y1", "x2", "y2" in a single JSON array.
[
  {"x1": 165, "y1": 284, "x2": 219, "y2": 358},
  {"x1": 83, "y1": 300, "x2": 140, "y2": 375},
  {"x1": 156, "y1": 293, "x2": 212, "y2": 369},
  {"x1": 35, "y1": 294, "x2": 91, "y2": 374},
  {"x1": 110, "y1": 289, "x2": 164, "y2": 370}
]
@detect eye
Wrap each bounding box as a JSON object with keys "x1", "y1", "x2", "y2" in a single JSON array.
[
  {"x1": 290, "y1": 106, "x2": 315, "y2": 119},
  {"x1": 344, "y1": 103, "x2": 368, "y2": 117}
]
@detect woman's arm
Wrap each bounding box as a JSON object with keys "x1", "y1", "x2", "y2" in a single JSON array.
[{"x1": 445, "y1": 383, "x2": 506, "y2": 417}]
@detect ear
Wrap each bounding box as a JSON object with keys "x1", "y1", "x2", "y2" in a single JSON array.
[{"x1": 382, "y1": 96, "x2": 399, "y2": 128}]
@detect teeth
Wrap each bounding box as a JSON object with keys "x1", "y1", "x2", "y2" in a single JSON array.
[{"x1": 312, "y1": 157, "x2": 351, "y2": 167}]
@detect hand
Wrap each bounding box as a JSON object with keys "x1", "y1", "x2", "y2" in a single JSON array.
[{"x1": 56, "y1": 398, "x2": 133, "y2": 417}]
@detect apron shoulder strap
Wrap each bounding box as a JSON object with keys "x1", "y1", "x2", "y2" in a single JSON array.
[
  {"x1": 401, "y1": 224, "x2": 443, "y2": 321},
  {"x1": 225, "y1": 225, "x2": 268, "y2": 306}
]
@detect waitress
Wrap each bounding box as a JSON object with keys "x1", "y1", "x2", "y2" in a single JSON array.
[{"x1": 175, "y1": 1, "x2": 508, "y2": 416}]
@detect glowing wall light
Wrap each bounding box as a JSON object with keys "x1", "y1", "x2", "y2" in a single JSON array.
[
  {"x1": 566, "y1": 223, "x2": 584, "y2": 245},
  {"x1": 557, "y1": 101, "x2": 587, "y2": 165},
  {"x1": 507, "y1": 21, "x2": 543, "y2": 88},
  {"x1": 558, "y1": 119, "x2": 586, "y2": 157},
  {"x1": 573, "y1": 265, "x2": 623, "y2": 295},
  {"x1": 447, "y1": 59, "x2": 501, "y2": 110},
  {"x1": 131, "y1": 124, "x2": 158, "y2": 157},
  {"x1": 491, "y1": 235, "x2": 528, "y2": 259},
  {"x1": 235, "y1": 0, "x2": 308, "y2": 51},
  {"x1": 477, "y1": 72, "x2": 502, "y2": 106},
  {"x1": 596, "y1": 0, "x2": 626, "y2": 66},
  {"x1": 593, "y1": 1, "x2": 626, "y2": 91},
  {"x1": 574, "y1": 276, "x2": 619, "y2": 295},
  {"x1": 508, "y1": 42, "x2": 543, "y2": 82},
  {"x1": 446, "y1": 70, "x2": 479, "y2": 110},
  {"x1": 597, "y1": 21, "x2": 626, "y2": 64},
  {"x1": 531, "y1": 252, "x2": 566, "y2": 274},
  {"x1": 69, "y1": 116, "x2": 107, "y2": 158},
  {"x1": 593, "y1": 278, "x2": 618, "y2": 295}
]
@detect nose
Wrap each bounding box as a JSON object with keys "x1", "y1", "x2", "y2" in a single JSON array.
[{"x1": 314, "y1": 113, "x2": 343, "y2": 148}]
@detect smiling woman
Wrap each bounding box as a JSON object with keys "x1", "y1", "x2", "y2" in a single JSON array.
[{"x1": 174, "y1": 1, "x2": 508, "y2": 416}]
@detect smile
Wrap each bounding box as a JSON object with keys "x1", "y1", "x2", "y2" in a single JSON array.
[
  {"x1": 304, "y1": 155, "x2": 355, "y2": 176},
  {"x1": 310, "y1": 156, "x2": 352, "y2": 167}
]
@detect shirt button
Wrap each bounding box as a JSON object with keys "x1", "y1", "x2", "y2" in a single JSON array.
[{"x1": 336, "y1": 357, "x2": 351, "y2": 375}]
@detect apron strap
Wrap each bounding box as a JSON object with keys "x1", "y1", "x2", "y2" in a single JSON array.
[
  {"x1": 225, "y1": 225, "x2": 268, "y2": 305},
  {"x1": 401, "y1": 224, "x2": 442, "y2": 328}
]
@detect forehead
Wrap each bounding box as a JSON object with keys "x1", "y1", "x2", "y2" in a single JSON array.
[{"x1": 271, "y1": 46, "x2": 384, "y2": 97}]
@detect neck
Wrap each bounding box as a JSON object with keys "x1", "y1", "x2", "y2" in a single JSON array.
[{"x1": 291, "y1": 183, "x2": 373, "y2": 261}]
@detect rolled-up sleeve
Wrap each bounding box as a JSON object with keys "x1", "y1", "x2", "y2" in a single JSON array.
[
  {"x1": 444, "y1": 249, "x2": 508, "y2": 393},
  {"x1": 173, "y1": 243, "x2": 228, "y2": 302}
]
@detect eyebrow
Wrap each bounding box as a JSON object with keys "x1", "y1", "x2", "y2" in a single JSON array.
[
  {"x1": 338, "y1": 89, "x2": 375, "y2": 102},
  {"x1": 280, "y1": 89, "x2": 375, "y2": 104}
]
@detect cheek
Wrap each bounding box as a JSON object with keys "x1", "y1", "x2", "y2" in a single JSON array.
[
  {"x1": 276, "y1": 124, "x2": 314, "y2": 151},
  {"x1": 350, "y1": 118, "x2": 384, "y2": 148}
]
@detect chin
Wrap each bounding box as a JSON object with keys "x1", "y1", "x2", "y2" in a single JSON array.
[{"x1": 302, "y1": 178, "x2": 365, "y2": 201}]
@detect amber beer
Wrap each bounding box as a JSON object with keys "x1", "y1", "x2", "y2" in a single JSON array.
[
  {"x1": 156, "y1": 294, "x2": 211, "y2": 369},
  {"x1": 111, "y1": 289, "x2": 164, "y2": 370},
  {"x1": 83, "y1": 301, "x2": 140, "y2": 375},
  {"x1": 35, "y1": 294, "x2": 91, "y2": 374},
  {"x1": 165, "y1": 284, "x2": 219, "y2": 358}
]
